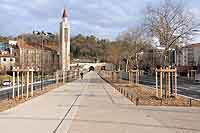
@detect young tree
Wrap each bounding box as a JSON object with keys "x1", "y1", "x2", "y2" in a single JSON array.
[{"x1": 144, "y1": 0, "x2": 199, "y2": 65}]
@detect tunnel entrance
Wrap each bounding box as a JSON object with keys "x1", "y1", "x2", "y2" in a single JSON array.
[{"x1": 89, "y1": 66, "x2": 95, "y2": 71}]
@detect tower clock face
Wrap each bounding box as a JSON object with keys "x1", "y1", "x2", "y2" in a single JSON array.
[{"x1": 64, "y1": 28, "x2": 68, "y2": 43}]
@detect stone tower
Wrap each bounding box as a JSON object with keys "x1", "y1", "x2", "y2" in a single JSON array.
[{"x1": 59, "y1": 8, "x2": 70, "y2": 71}]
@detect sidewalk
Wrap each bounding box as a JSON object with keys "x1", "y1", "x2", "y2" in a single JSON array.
[{"x1": 0, "y1": 72, "x2": 199, "y2": 133}]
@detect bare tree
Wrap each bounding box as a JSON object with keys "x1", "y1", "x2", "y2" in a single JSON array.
[
  {"x1": 144, "y1": 0, "x2": 199, "y2": 65},
  {"x1": 118, "y1": 26, "x2": 151, "y2": 71},
  {"x1": 105, "y1": 42, "x2": 122, "y2": 70}
]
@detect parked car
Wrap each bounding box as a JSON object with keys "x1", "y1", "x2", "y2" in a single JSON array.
[{"x1": 2, "y1": 80, "x2": 12, "y2": 86}]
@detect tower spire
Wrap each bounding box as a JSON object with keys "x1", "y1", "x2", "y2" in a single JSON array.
[{"x1": 62, "y1": 8, "x2": 68, "y2": 18}]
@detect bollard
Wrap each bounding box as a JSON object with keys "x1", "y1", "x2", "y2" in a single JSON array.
[
  {"x1": 131, "y1": 95, "x2": 133, "y2": 102},
  {"x1": 8, "y1": 91, "x2": 10, "y2": 100},
  {"x1": 189, "y1": 99, "x2": 192, "y2": 107},
  {"x1": 136, "y1": 97, "x2": 139, "y2": 106}
]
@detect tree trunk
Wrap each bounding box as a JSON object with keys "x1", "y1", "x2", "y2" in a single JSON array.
[
  {"x1": 118, "y1": 62, "x2": 121, "y2": 71},
  {"x1": 161, "y1": 49, "x2": 169, "y2": 66},
  {"x1": 125, "y1": 59, "x2": 129, "y2": 72}
]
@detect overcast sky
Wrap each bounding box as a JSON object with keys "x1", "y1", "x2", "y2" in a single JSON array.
[{"x1": 0, "y1": 0, "x2": 200, "y2": 40}]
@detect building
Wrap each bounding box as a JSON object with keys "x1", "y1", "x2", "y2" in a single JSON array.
[
  {"x1": 8, "y1": 40, "x2": 17, "y2": 46},
  {"x1": 59, "y1": 8, "x2": 70, "y2": 71},
  {"x1": 141, "y1": 47, "x2": 165, "y2": 68},
  {"x1": 0, "y1": 42, "x2": 14, "y2": 55},
  {"x1": 0, "y1": 55, "x2": 15, "y2": 71},
  {"x1": 15, "y1": 39, "x2": 59, "y2": 72},
  {"x1": 177, "y1": 43, "x2": 200, "y2": 67},
  {"x1": 0, "y1": 42, "x2": 15, "y2": 71}
]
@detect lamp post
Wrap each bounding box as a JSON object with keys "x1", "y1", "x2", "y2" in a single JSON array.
[{"x1": 33, "y1": 31, "x2": 52, "y2": 90}]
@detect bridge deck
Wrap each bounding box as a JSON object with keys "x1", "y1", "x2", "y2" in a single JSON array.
[{"x1": 0, "y1": 72, "x2": 199, "y2": 133}]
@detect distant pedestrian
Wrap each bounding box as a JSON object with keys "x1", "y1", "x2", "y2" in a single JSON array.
[{"x1": 80, "y1": 72, "x2": 83, "y2": 80}]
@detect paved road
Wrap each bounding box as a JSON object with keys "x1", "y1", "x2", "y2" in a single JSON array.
[
  {"x1": 140, "y1": 75, "x2": 200, "y2": 99},
  {"x1": 0, "y1": 72, "x2": 200, "y2": 133}
]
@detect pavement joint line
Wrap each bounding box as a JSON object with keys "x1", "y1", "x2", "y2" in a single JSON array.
[
  {"x1": 53, "y1": 94, "x2": 81, "y2": 133},
  {"x1": 53, "y1": 80, "x2": 87, "y2": 133}
]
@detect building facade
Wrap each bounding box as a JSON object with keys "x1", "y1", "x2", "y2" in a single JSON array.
[
  {"x1": 0, "y1": 55, "x2": 15, "y2": 71},
  {"x1": 177, "y1": 43, "x2": 200, "y2": 66},
  {"x1": 0, "y1": 42, "x2": 15, "y2": 71},
  {"x1": 15, "y1": 39, "x2": 59, "y2": 72}
]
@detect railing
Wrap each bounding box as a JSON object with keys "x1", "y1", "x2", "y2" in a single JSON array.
[{"x1": 0, "y1": 69, "x2": 83, "y2": 101}]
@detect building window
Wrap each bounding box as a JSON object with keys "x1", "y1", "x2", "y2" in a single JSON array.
[
  {"x1": 10, "y1": 66, "x2": 13, "y2": 70},
  {"x1": 10, "y1": 58, "x2": 13, "y2": 62},
  {"x1": 3, "y1": 58, "x2": 6, "y2": 61}
]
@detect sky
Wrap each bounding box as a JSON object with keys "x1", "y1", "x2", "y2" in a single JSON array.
[{"x1": 0, "y1": 0, "x2": 200, "y2": 40}]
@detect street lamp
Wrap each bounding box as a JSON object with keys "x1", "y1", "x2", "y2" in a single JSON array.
[{"x1": 33, "y1": 31, "x2": 53, "y2": 90}]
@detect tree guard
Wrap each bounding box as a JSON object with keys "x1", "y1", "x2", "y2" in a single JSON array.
[
  {"x1": 187, "y1": 70, "x2": 196, "y2": 80},
  {"x1": 12, "y1": 67, "x2": 36, "y2": 99},
  {"x1": 129, "y1": 69, "x2": 139, "y2": 85},
  {"x1": 155, "y1": 67, "x2": 177, "y2": 99}
]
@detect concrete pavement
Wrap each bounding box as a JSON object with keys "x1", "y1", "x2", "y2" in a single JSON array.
[{"x1": 0, "y1": 71, "x2": 200, "y2": 133}]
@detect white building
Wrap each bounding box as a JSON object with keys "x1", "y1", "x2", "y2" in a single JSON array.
[
  {"x1": 59, "y1": 8, "x2": 70, "y2": 71},
  {"x1": 177, "y1": 43, "x2": 200, "y2": 66},
  {"x1": 8, "y1": 40, "x2": 17, "y2": 46},
  {"x1": 0, "y1": 55, "x2": 15, "y2": 71}
]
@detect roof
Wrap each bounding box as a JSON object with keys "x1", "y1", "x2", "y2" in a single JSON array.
[
  {"x1": 190, "y1": 43, "x2": 200, "y2": 48},
  {"x1": 0, "y1": 42, "x2": 13, "y2": 50},
  {"x1": 17, "y1": 42, "x2": 34, "y2": 49},
  {"x1": 184, "y1": 43, "x2": 200, "y2": 48},
  {"x1": 0, "y1": 55, "x2": 15, "y2": 58},
  {"x1": 62, "y1": 8, "x2": 68, "y2": 18},
  {"x1": 45, "y1": 44, "x2": 59, "y2": 52},
  {"x1": 17, "y1": 41, "x2": 58, "y2": 53}
]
